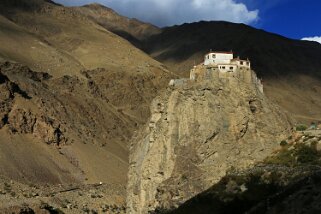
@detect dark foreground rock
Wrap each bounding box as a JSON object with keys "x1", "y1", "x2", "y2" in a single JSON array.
[{"x1": 157, "y1": 131, "x2": 321, "y2": 214}]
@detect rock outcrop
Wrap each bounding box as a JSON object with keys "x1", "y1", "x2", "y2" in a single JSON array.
[
  {"x1": 0, "y1": 63, "x2": 66, "y2": 145},
  {"x1": 127, "y1": 76, "x2": 293, "y2": 213},
  {"x1": 8, "y1": 108, "x2": 66, "y2": 145}
]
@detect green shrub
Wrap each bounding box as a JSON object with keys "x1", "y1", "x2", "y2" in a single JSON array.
[
  {"x1": 264, "y1": 149, "x2": 295, "y2": 166},
  {"x1": 295, "y1": 145, "x2": 319, "y2": 164},
  {"x1": 265, "y1": 144, "x2": 321, "y2": 166},
  {"x1": 296, "y1": 124, "x2": 307, "y2": 131}
]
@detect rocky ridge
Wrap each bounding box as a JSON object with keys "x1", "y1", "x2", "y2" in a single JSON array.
[
  {"x1": 127, "y1": 76, "x2": 293, "y2": 213},
  {"x1": 0, "y1": 62, "x2": 65, "y2": 145}
]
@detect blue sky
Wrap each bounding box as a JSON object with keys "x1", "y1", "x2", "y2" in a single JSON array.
[
  {"x1": 246, "y1": 0, "x2": 321, "y2": 40},
  {"x1": 54, "y1": 0, "x2": 321, "y2": 42}
]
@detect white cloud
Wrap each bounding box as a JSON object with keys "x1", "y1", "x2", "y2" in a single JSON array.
[
  {"x1": 54, "y1": 0, "x2": 259, "y2": 27},
  {"x1": 301, "y1": 36, "x2": 321, "y2": 44}
]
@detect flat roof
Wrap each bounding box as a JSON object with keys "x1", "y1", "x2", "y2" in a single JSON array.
[{"x1": 206, "y1": 51, "x2": 234, "y2": 55}]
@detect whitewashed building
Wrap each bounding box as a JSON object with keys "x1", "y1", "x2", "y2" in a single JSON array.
[
  {"x1": 171, "y1": 50, "x2": 263, "y2": 93},
  {"x1": 203, "y1": 51, "x2": 250, "y2": 72},
  {"x1": 204, "y1": 52, "x2": 234, "y2": 65}
]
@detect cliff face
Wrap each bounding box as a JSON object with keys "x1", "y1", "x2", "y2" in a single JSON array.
[{"x1": 127, "y1": 76, "x2": 293, "y2": 213}]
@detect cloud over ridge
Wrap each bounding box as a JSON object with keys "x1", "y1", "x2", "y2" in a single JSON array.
[
  {"x1": 55, "y1": 0, "x2": 259, "y2": 26},
  {"x1": 301, "y1": 36, "x2": 321, "y2": 44}
]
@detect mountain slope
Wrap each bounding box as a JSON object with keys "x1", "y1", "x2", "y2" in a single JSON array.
[
  {"x1": 0, "y1": 14, "x2": 84, "y2": 76},
  {"x1": 140, "y1": 21, "x2": 321, "y2": 123},
  {"x1": 0, "y1": 1, "x2": 167, "y2": 77},
  {"x1": 0, "y1": 0, "x2": 173, "y2": 187},
  {"x1": 75, "y1": 3, "x2": 161, "y2": 43}
]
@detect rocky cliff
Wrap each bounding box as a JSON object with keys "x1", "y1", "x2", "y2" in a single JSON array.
[{"x1": 127, "y1": 76, "x2": 293, "y2": 213}]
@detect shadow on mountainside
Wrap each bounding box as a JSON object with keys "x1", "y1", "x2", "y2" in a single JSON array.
[
  {"x1": 141, "y1": 21, "x2": 321, "y2": 79},
  {"x1": 157, "y1": 168, "x2": 321, "y2": 214},
  {"x1": 136, "y1": 21, "x2": 321, "y2": 124},
  {"x1": 154, "y1": 132, "x2": 321, "y2": 214},
  {"x1": 0, "y1": 0, "x2": 44, "y2": 12}
]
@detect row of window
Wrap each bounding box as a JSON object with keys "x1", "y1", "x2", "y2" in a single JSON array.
[
  {"x1": 205, "y1": 57, "x2": 250, "y2": 66},
  {"x1": 206, "y1": 54, "x2": 217, "y2": 59},
  {"x1": 219, "y1": 66, "x2": 235, "y2": 70},
  {"x1": 240, "y1": 61, "x2": 250, "y2": 66}
]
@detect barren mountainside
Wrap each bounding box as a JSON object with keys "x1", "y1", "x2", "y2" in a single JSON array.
[
  {"x1": 0, "y1": 0, "x2": 320, "y2": 213},
  {"x1": 0, "y1": 0, "x2": 174, "y2": 212},
  {"x1": 75, "y1": 3, "x2": 161, "y2": 42},
  {"x1": 0, "y1": 0, "x2": 168, "y2": 77}
]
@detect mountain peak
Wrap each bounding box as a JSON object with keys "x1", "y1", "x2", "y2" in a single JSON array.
[
  {"x1": 76, "y1": 3, "x2": 161, "y2": 41},
  {"x1": 83, "y1": 2, "x2": 114, "y2": 11}
]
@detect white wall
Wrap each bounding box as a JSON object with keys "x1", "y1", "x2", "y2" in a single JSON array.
[
  {"x1": 218, "y1": 64, "x2": 237, "y2": 72},
  {"x1": 234, "y1": 60, "x2": 251, "y2": 69},
  {"x1": 204, "y1": 53, "x2": 233, "y2": 65}
]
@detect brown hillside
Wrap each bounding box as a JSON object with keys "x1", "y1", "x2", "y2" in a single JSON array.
[
  {"x1": 0, "y1": 0, "x2": 174, "y2": 211},
  {"x1": 0, "y1": 1, "x2": 167, "y2": 77},
  {"x1": 0, "y1": 0, "x2": 173, "y2": 187},
  {"x1": 75, "y1": 3, "x2": 161, "y2": 43}
]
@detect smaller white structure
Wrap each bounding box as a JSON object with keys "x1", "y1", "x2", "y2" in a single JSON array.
[
  {"x1": 218, "y1": 64, "x2": 237, "y2": 72},
  {"x1": 231, "y1": 58, "x2": 251, "y2": 68}
]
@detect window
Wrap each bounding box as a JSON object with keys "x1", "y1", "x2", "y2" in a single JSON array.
[
  {"x1": 230, "y1": 67, "x2": 234, "y2": 70},
  {"x1": 240, "y1": 61, "x2": 244, "y2": 65},
  {"x1": 212, "y1": 54, "x2": 216, "y2": 59},
  {"x1": 222, "y1": 66, "x2": 226, "y2": 69},
  {"x1": 207, "y1": 55, "x2": 210, "y2": 59}
]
